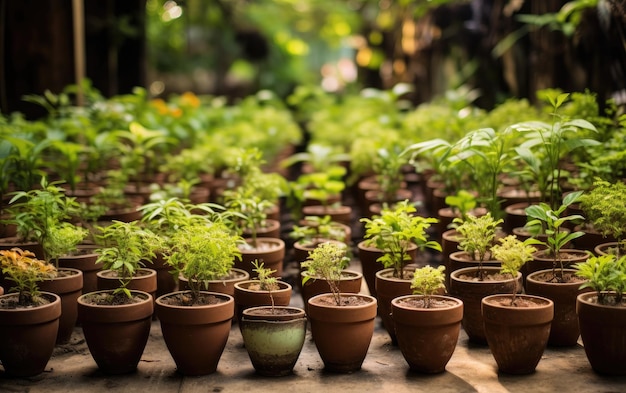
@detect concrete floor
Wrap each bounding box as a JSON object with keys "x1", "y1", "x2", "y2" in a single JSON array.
[{"x1": 1, "y1": 266, "x2": 625, "y2": 393}]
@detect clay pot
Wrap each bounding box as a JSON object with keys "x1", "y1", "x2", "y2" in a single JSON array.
[
  {"x1": 525, "y1": 268, "x2": 591, "y2": 346},
  {"x1": 307, "y1": 293, "x2": 377, "y2": 373},
  {"x1": 39, "y1": 268, "x2": 83, "y2": 343},
  {"x1": 58, "y1": 245, "x2": 100, "y2": 294},
  {"x1": 391, "y1": 295, "x2": 463, "y2": 373},
  {"x1": 357, "y1": 241, "x2": 418, "y2": 298},
  {"x1": 0, "y1": 292, "x2": 61, "y2": 377},
  {"x1": 449, "y1": 266, "x2": 520, "y2": 344},
  {"x1": 242, "y1": 219, "x2": 281, "y2": 239},
  {"x1": 78, "y1": 290, "x2": 154, "y2": 374},
  {"x1": 151, "y1": 252, "x2": 178, "y2": 298},
  {"x1": 236, "y1": 238, "x2": 285, "y2": 278},
  {"x1": 233, "y1": 280, "x2": 292, "y2": 324},
  {"x1": 97, "y1": 268, "x2": 157, "y2": 313},
  {"x1": 301, "y1": 205, "x2": 352, "y2": 226},
  {"x1": 179, "y1": 268, "x2": 250, "y2": 299},
  {"x1": 525, "y1": 249, "x2": 589, "y2": 285},
  {"x1": 374, "y1": 267, "x2": 415, "y2": 344},
  {"x1": 155, "y1": 291, "x2": 234, "y2": 376},
  {"x1": 240, "y1": 306, "x2": 307, "y2": 376},
  {"x1": 300, "y1": 270, "x2": 362, "y2": 315},
  {"x1": 482, "y1": 294, "x2": 553, "y2": 374}
]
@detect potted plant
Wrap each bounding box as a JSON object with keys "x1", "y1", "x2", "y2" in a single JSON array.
[
  {"x1": 524, "y1": 190, "x2": 591, "y2": 346},
  {"x1": 300, "y1": 241, "x2": 362, "y2": 315},
  {"x1": 290, "y1": 214, "x2": 351, "y2": 264},
  {"x1": 239, "y1": 261, "x2": 307, "y2": 377},
  {"x1": 509, "y1": 91, "x2": 599, "y2": 211},
  {"x1": 360, "y1": 200, "x2": 441, "y2": 343},
  {"x1": 224, "y1": 190, "x2": 286, "y2": 279},
  {"x1": 481, "y1": 235, "x2": 554, "y2": 374},
  {"x1": 523, "y1": 190, "x2": 589, "y2": 278},
  {"x1": 155, "y1": 221, "x2": 240, "y2": 376},
  {"x1": 391, "y1": 265, "x2": 463, "y2": 373},
  {"x1": 234, "y1": 260, "x2": 293, "y2": 324},
  {"x1": 0, "y1": 248, "x2": 61, "y2": 377},
  {"x1": 575, "y1": 254, "x2": 626, "y2": 375},
  {"x1": 448, "y1": 213, "x2": 519, "y2": 344},
  {"x1": 305, "y1": 241, "x2": 377, "y2": 373},
  {"x1": 77, "y1": 219, "x2": 156, "y2": 374},
  {"x1": 363, "y1": 145, "x2": 412, "y2": 214},
  {"x1": 579, "y1": 180, "x2": 626, "y2": 257},
  {"x1": 2, "y1": 178, "x2": 86, "y2": 343}
]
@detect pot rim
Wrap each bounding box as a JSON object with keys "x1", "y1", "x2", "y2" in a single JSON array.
[{"x1": 392, "y1": 294, "x2": 463, "y2": 310}]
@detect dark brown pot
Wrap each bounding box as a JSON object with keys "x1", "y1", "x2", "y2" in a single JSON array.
[
  {"x1": 300, "y1": 270, "x2": 362, "y2": 315},
  {"x1": 77, "y1": 290, "x2": 153, "y2": 374},
  {"x1": 236, "y1": 238, "x2": 285, "y2": 278},
  {"x1": 39, "y1": 268, "x2": 83, "y2": 344},
  {"x1": 58, "y1": 245, "x2": 99, "y2": 294},
  {"x1": 391, "y1": 295, "x2": 463, "y2": 373},
  {"x1": 357, "y1": 240, "x2": 418, "y2": 298},
  {"x1": 233, "y1": 280, "x2": 292, "y2": 324},
  {"x1": 449, "y1": 267, "x2": 520, "y2": 344},
  {"x1": 0, "y1": 237, "x2": 45, "y2": 259},
  {"x1": 436, "y1": 207, "x2": 487, "y2": 238},
  {"x1": 525, "y1": 268, "x2": 590, "y2": 346},
  {"x1": 572, "y1": 225, "x2": 615, "y2": 253},
  {"x1": 240, "y1": 306, "x2": 307, "y2": 377},
  {"x1": 482, "y1": 294, "x2": 554, "y2": 374},
  {"x1": 301, "y1": 204, "x2": 352, "y2": 226},
  {"x1": 497, "y1": 188, "x2": 541, "y2": 210},
  {"x1": 577, "y1": 292, "x2": 626, "y2": 375},
  {"x1": 0, "y1": 292, "x2": 61, "y2": 377},
  {"x1": 503, "y1": 202, "x2": 530, "y2": 236},
  {"x1": 307, "y1": 293, "x2": 377, "y2": 373},
  {"x1": 155, "y1": 291, "x2": 234, "y2": 376},
  {"x1": 375, "y1": 267, "x2": 415, "y2": 344}
]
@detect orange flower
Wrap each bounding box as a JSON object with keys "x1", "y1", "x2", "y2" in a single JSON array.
[{"x1": 180, "y1": 91, "x2": 200, "y2": 108}]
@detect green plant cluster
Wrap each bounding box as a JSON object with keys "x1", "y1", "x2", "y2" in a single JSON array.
[
  {"x1": 361, "y1": 200, "x2": 441, "y2": 279},
  {"x1": 409, "y1": 265, "x2": 446, "y2": 309},
  {"x1": 0, "y1": 248, "x2": 56, "y2": 306},
  {"x1": 301, "y1": 241, "x2": 350, "y2": 306},
  {"x1": 576, "y1": 254, "x2": 626, "y2": 306}
]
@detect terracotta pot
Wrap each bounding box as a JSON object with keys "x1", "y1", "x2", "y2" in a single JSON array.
[
  {"x1": 179, "y1": 268, "x2": 250, "y2": 299},
  {"x1": 236, "y1": 238, "x2": 285, "y2": 278},
  {"x1": 0, "y1": 292, "x2": 61, "y2": 377},
  {"x1": 594, "y1": 242, "x2": 625, "y2": 257},
  {"x1": 97, "y1": 268, "x2": 157, "y2": 320},
  {"x1": 448, "y1": 251, "x2": 501, "y2": 281},
  {"x1": 300, "y1": 270, "x2": 362, "y2": 315},
  {"x1": 307, "y1": 293, "x2": 377, "y2": 373},
  {"x1": 497, "y1": 188, "x2": 541, "y2": 210},
  {"x1": 293, "y1": 239, "x2": 345, "y2": 265},
  {"x1": 436, "y1": 206, "x2": 487, "y2": 238},
  {"x1": 449, "y1": 267, "x2": 520, "y2": 344},
  {"x1": 39, "y1": 268, "x2": 83, "y2": 344},
  {"x1": 525, "y1": 268, "x2": 591, "y2": 346},
  {"x1": 233, "y1": 280, "x2": 292, "y2": 324},
  {"x1": 0, "y1": 237, "x2": 45, "y2": 260},
  {"x1": 240, "y1": 306, "x2": 307, "y2": 376},
  {"x1": 152, "y1": 252, "x2": 178, "y2": 298},
  {"x1": 375, "y1": 267, "x2": 415, "y2": 344},
  {"x1": 58, "y1": 244, "x2": 100, "y2": 294},
  {"x1": 301, "y1": 204, "x2": 352, "y2": 226},
  {"x1": 482, "y1": 294, "x2": 553, "y2": 374},
  {"x1": 243, "y1": 219, "x2": 281, "y2": 240},
  {"x1": 576, "y1": 291, "x2": 626, "y2": 375},
  {"x1": 441, "y1": 229, "x2": 460, "y2": 289},
  {"x1": 572, "y1": 225, "x2": 615, "y2": 253},
  {"x1": 526, "y1": 249, "x2": 589, "y2": 285},
  {"x1": 77, "y1": 290, "x2": 153, "y2": 374},
  {"x1": 364, "y1": 189, "x2": 413, "y2": 218},
  {"x1": 503, "y1": 202, "x2": 530, "y2": 235},
  {"x1": 357, "y1": 241, "x2": 418, "y2": 298},
  {"x1": 155, "y1": 291, "x2": 234, "y2": 376},
  {"x1": 391, "y1": 295, "x2": 463, "y2": 373}
]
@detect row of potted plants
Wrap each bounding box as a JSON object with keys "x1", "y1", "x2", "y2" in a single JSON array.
[{"x1": 1, "y1": 82, "x2": 625, "y2": 380}]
